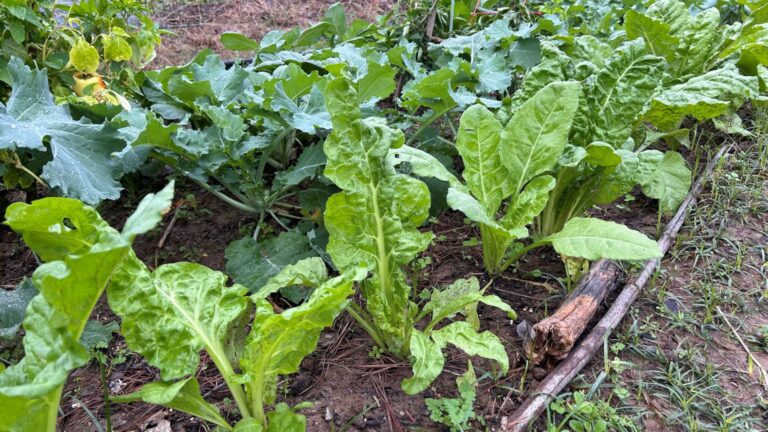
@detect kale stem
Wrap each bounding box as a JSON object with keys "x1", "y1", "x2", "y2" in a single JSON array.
[
  {"x1": 12, "y1": 152, "x2": 47, "y2": 186},
  {"x1": 405, "y1": 106, "x2": 454, "y2": 147}
]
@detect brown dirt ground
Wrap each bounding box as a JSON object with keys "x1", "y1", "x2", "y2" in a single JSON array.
[{"x1": 150, "y1": 0, "x2": 395, "y2": 67}]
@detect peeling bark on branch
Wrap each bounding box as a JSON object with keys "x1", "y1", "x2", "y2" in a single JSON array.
[{"x1": 525, "y1": 259, "x2": 621, "y2": 364}]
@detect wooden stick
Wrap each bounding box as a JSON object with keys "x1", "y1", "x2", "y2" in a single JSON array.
[
  {"x1": 525, "y1": 259, "x2": 621, "y2": 365},
  {"x1": 498, "y1": 145, "x2": 730, "y2": 432}
]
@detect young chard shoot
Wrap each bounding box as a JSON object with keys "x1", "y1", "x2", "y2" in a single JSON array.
[{"x1": 321, "y1": 77, "x2": 513, "y2": 393}]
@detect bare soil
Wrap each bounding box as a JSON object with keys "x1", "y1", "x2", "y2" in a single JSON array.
[{"x1": 150, "y1": 0, "x2": 395, "y2": 67}]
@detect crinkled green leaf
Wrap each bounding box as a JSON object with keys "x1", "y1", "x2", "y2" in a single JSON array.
[
  {"x1": 712, "y1": 113, "x2": 752, "y2": 137},
  {"x1": 0, "y1": 58, "x2": 129, "y2": 204},
  {"x1": 234, "y1": 418, "x2": 264, "y2": 432},
  {"x1": 446, "y1": 188, "x2": 524, "y2": 239},
  {"x1": 625, "y1": 10, "x2": 679, "y2": 59},
  {"x1": 387, "y1": 145, "x2": 467, "y2": 193},
  {"x1": 509, "y1": 42, "x2": 569, "y2": 110},
  {"x1": 242, "y1": 272, "x2": 356, "y2": 395},
  {"x1": 501, "y1": 175, "x2": 556, "y2": 229},
  {"x1": 108, "y1": 261, "x2": 249, "y2": 380},
  {"x1": 401, "y1": 329, "x2": 444, "y2": 395},
  {"x1": 558, "y1": 145, "x2": 588, "y2": 168},
  {"x1": 323, "y1": 78, "x2": 432, "y2": 348},
  {"x1": 112, "y1": 378, "x2": 230, "y2": 429},
  {"x1": 0, "y1": 194, "x2": 164, "y2": 431},
  {"x1": 430, "y1": 321, "x2": 508, "y2": 373},
  {"x1": 544, "y1": 217, "x2": 662, "y2": 261},
  {"x1": 0, "y1": 296, "x2": 90, "y2": 431},
  {"x1": 584, "y1": 142, "x2": 622, "y2": 167},
  {"x1": 638, "y1": 150, "x2": 691, "y2": 214},
  {"x1": 646, "y1": 0, "x2": 689, "y2": 36},
  {"x1": 122, "y1": 181, "x2": 174, "y2": 242},
  {"x1": 644, "y1": 64, "x2": 759, "y2": 130},
  {"x1": 571, "y1": 40, "x2": 665, "y2": 147},
  {"x1": 267, "y1": 403, "x2": 306, "y2": 432},
  {"x1": 720, "y1": 23, "x2": 768, "y2": 69},
  {"x1": 670, "y1": 8, "x2": 720, "y2": 77},
  {"x1": 591, "y1": 149, "x2": 641, "y2": 205},
  {"x1": 255, "y1": 257, "x2": 328, "y2": 301},
  {"x1": 5, "y1": 197, "x2": 112, "y2": 261},
  {"x1": 421, "y1": 277, "x2": 513, "y2": 326}
]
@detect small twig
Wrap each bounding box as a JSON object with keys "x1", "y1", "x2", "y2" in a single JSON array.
[
  {"x1": 70, "y1": 396, "x2": 106, "y2": 432},
  {"x1": 716, "y1": 306, "x2": 768, "y2": 390},
  {"x1": 500, "y1": 275, "x2": 560, "y2": 293},
  {"x1": 157, "y1": 201, "x2": 184, "y2": 249},
  {"x1": 372, "y1": 376, "x2": 403, "y2": 432},
  {"x1": 425, "y1": 0, "x2": 439, "y2": 40}
]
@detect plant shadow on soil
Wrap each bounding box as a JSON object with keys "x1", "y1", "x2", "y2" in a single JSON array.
[{"x1": 0, "y1": 168, "x2": 663, "y2": 431}]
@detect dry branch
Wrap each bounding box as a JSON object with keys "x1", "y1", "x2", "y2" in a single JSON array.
[
  {"x1": 497, "y1": 145, "x2": 731, "y2": 432},
  {"x1": 525, "y1": 259, "x2": 621, "y2": 365}
]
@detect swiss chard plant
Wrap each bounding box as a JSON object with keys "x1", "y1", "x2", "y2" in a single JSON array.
[
  {"x1": 0, "y1": 182, "x2": 174, "y2": 432},
  {"x1": 434, "y1": 81, "x2": 663, "y2": 275},
  {"x1": 0, "y1": 181, "x2": 362, "y2": 431},
  {"x1": 110, "y1": 256, "x2": 363, "y2": 431},
  {"x1": 321, "y1": 77, "x2": 514, "y2": 393},
  {"x1": 506, "y1": 30, "x2": 758, "y2": 239}
]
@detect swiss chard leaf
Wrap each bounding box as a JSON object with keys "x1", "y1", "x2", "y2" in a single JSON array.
[
  {"x1": 0, "y1": 185, "x2": 171, "y2": 432},
  {"x1": 643, "y1": 64, "x2": 759, "y2": 130},
  {"x1": 543, "y1": 218, "x2": 662, "y2": 261},
  {"x1": 322, "y1": 78, "x2": 433, "y2": 351},
  {"x1": 111, "y1": 378, "x2": 230, "y2": 429},
  {"x1": 108, "y1": 260, "x2": 250, "y2": 380}
]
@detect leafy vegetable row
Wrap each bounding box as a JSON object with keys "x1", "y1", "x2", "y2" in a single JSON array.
[{"x1": 1, "y1": 1, "x2": 767, "y2": 430}]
